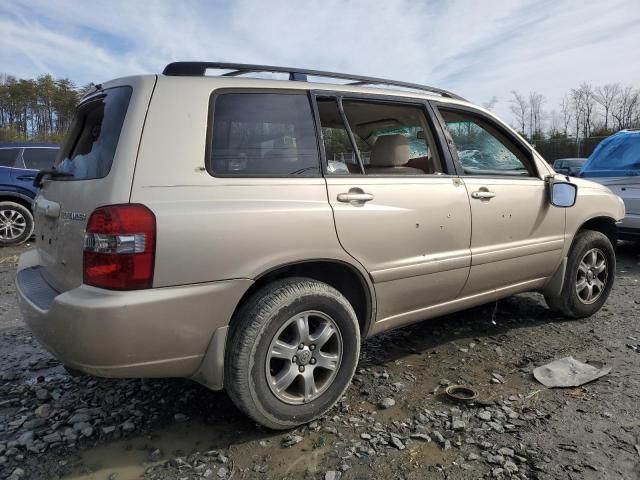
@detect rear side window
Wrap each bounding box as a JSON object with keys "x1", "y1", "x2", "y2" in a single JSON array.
[
  {"x1": 55, "y1": 86, "x2": 132, "y2": 180},
  {"x1": 0, "y1": 149, "x2": 19, "y2": 167},
  {"x1": 209, "y1": 93, "x2": 320, "y2": 176},
  {"x1": 23, "y1": 148, "x2": 58, "y2": 170}
]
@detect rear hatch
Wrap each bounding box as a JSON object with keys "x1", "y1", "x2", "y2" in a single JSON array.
[{"x1": 34, "y1": 76, "x2": 156, "y2": 293}]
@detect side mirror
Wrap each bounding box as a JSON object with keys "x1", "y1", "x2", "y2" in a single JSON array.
[{"x1": 548, "y1": 177, "x2": 577, "y2": 208}]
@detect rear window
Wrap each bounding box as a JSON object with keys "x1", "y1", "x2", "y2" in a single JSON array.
[
  {"x1": 0, "y1": 148, "x2": 19, "y2": 167},
  {"x1": 55, "y1": 86, "x2": 132, "y2": 180},
  {"x1": 23, "y1": 148, "x2": 58, "y2": 170},
  {"x1": 209, "y1": 93, "x2": 320, "y2": 177}
]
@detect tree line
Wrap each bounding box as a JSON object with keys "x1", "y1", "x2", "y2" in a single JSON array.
[
  {"x1": 0, "y1": 73, "x2": 92, "y2": 143},
  {"x1": 508, "y1": 83, "x2": 640, "y2": 141}
]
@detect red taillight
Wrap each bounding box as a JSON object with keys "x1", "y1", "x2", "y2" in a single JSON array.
[{"x1": 83, "y1": 204, "x2": 156, "y2": 290}]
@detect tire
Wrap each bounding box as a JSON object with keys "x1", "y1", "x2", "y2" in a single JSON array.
[
  {"x1": 545, "y1": 229, "x2": 615, "y2": 318},
  {"x1": 225, "y1": 277, "x2": 360, "y2": 430},
  {"x1": 0, "y1": 201, "x2": 34, "y2": 246}
]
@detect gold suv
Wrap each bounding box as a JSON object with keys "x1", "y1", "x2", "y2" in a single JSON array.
[{"x1": 16, "y1": 63, "x2": 625, "y2": 429}]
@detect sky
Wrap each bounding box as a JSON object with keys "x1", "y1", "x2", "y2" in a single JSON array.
[{"x1": 1, "y1": 0, "x2": 639, "y2": 123}]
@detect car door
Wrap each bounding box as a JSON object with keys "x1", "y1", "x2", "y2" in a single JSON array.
[
  {"x1": 12, "y1": 147, "x2": 58, "y2": 194},
  {"x1": 0, "y1": 147, "x2": 22, "y2": 193},
  {"x1": 434, "y1": 105, "x2": 564, "y2": 296},
  {"x1": 315, "y1": 94, "x2": 472, "y2": 331}
]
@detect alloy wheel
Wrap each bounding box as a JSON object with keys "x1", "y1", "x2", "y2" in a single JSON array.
[
  {"x1": 266, "y1": 311, "x2": 343, "y2": 405},
  {"x1": 0, "y1": 209, "x2": 27, "y2": 241},
  {"x1": 576, "y1": 248, "x2": 608, "y2": 305}
]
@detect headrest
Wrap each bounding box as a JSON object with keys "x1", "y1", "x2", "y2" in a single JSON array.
[{"x1": 370, "y1": 134, "x2": 409, "y2": 167}]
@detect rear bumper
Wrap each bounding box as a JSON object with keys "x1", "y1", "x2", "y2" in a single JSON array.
[
  {"x1": 618, "y1": 213, "x2": 640, "y2": 240},
  {"x1": 16, "y1": 249, "x2": 251, "y2": 386}
]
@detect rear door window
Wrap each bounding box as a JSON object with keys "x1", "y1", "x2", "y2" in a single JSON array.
[
  {"x1": 55, "y1": 86, "x2": 132, "y2": 180},
  {"x1": 0, "y1": 149, "x2": 19, "y2": 167},
  {"x1": 209, "y1": 93, "x2": 320, "y2": 176},
  {"x1": 23, "y1": 148, "x2": 58, "y2": 170}
]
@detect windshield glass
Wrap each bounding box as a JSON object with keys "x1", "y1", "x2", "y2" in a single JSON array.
[{"x1": 580, "y1": 133, "x2": 640, "y2": 177}]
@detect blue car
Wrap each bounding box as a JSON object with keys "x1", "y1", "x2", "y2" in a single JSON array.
[{"x1": 0, "y1": 143, "x2": 59, "y2": 246}]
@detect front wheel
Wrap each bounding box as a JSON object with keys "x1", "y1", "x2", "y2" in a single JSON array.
[
  {"x1": 225, "y1": 278, "x2": 360, "y2": 429},
  {"x1": 545, "y1": 229, "x2": 615, "y2": 318},
  {"x1": 0, "y1": 201, "x2": 34, "y2": 246}
]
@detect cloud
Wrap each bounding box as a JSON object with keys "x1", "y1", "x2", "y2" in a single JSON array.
[{"x1": 1, "y1": 0, "x2": 639, "y2": 122}]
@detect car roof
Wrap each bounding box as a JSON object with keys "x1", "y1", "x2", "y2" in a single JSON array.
[{"x1": 0, "y1": 142, "x2": 59, "y2": 149}]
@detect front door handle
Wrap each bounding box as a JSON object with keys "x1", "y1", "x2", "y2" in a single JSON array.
[
  {"x1": 337, "y1": 188, "x2": 374, "y2": 205},
  {"x1": 16, "y1": 175, "x2": 36, "y2": 180},
  {"x1": 471, "y1": 190, "x2": 496, "y2": 200}
]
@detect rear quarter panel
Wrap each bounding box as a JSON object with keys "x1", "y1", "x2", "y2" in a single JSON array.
[{"x1": 130, "y1": 77, "x2": 365, "y2": 287}]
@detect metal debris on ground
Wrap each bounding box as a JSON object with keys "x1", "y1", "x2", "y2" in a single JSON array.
[
  {"x1": 444, "y1": 385, "x2": 478, "y2": 402},
  {"x1": 533, "y1": 356, "x2": 611, "y2": 388}
]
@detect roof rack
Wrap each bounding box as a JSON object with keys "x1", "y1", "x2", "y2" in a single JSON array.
[{"x1": 162, "y1": 62, "x2": 466, "y2": 101}]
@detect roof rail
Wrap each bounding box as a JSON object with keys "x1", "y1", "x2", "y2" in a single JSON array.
[{"x1": 162, "y1": 62, "x2": 466, "y2": 101}]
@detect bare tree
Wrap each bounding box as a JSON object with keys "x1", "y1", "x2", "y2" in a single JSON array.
[
  {"x1": 509, "y1": 90, "x2": 528, "y2": 136},
  {"x1": 580, "y1": 84, "x2": 596, "y2": 137},
  {"x1": 483, "y1": 96, "x2": 498, "y2": 111},
  {"x1": 560, "y1": 96, "x2": 572, "y2": 137},
  {"x1": 528, "y1": 91, "x2": 545, "y2": 138},
  {"x1": 570, "y1": 88, "x2": 585, "y2": 139},
  {"x1": 548, "y1": 109, "x2": 561, "y2": 136},
  {"x1": 612, "y1": 86, "x2": 640, "y2": 129},
  {"x1": 594, "y1": 83, "x2": 621, "y2": 132}
]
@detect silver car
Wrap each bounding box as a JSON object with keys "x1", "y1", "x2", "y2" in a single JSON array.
[{"x1": 579, "y1": 130, "x2": 640, "y2": 240}]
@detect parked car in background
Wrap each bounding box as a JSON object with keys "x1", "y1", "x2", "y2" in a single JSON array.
[
  {"x1": 16, "y1": 63, "x2": 624, "y2": 429},
  {"x1": 579, "y1": 130, "x2": 640, "y2": 240},
  {"x1": 553, "y1": 157, "x2": 586, "y2": 176},
  {"x1": 0, "y1": 143, "x2": 59, "y2": 245}
]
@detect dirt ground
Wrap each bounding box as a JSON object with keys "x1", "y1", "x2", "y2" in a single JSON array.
[{"x1": 1, "y1": 243, "x2": 639, "y2": 480}]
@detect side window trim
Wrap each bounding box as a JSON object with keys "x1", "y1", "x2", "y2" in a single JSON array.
[
  {"x1": 432, "y1": 102, "x2": 539, "y2": 179},
  {"x1": 336, "y1": 96, "x2": 366, "y2": 175},
  {"x1": 206, "y1": 88, "x2": 323, "y2": 179},
  {"x1": 311, "y1": 90, "x2": 456, "y2": 177}
]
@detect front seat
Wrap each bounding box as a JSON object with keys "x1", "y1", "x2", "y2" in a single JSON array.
[{"x1": 365, "y1": 134, "x2": 423, "y2": 174}]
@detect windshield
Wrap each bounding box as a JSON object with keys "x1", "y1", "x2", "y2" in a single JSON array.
[{"x1": 580, "y1": 133, "x2": 640, "y2": 177}]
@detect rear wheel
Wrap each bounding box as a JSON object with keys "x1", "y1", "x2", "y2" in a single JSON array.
[
  {"x1": 0, "y1": 201, "x2": 34, "y2": 246},
  {"x1": 225, "y1": 278, "x2": 360, "y2": 429},
  {"x1": 545, "y1": 230, "x2": 615, "y2": 318}
]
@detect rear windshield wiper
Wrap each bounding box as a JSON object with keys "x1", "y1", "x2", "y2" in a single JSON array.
[{"x1": 33, "y1": 169, "x2": 74, "y2": 188}]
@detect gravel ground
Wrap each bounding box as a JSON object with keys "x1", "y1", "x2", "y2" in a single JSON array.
[{"x1": 1, "y1": 243, "x2": 639, "y2": 480}]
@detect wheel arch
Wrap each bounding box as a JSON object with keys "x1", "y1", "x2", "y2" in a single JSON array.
[
  {"x1": 0, "y1": 193, "x2": 34, "y2": 212},
  {"x1": 233, "y1": 259, "x2": 376, "y2": 338},
  {"x1": 574, "y1": 216, "x2": 618, "y2": 248}
]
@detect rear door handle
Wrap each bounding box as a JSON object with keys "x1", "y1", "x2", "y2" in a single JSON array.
[
  {"x1": 337, "y1": 189, "x2": 374, "y2": 205},
  {"x1": 16, "y1": 175, "x2": 36, "y2": 180},
  {"x1": 471, "y1": 190, "x2": 496, "y2": 199}
]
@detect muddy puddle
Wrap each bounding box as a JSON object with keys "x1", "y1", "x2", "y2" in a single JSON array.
[{"x1": 64, "y1": 418, "x2": 255, "y2": 479}]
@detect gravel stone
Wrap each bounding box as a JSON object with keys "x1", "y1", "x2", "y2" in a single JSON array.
[
  {"x1": 498, "y1": 447, "x2": 515, "y2": 457},
  {"x1": 478, "y1": 411, "x2": 492, "y2": 421},
  {"x1": 504, "y1": 460, "x2": 519, "y2": 474},
  {"x1": 452, "y1": 419, "x2": 466, "y2": 431},
  {"x1": 34, "y1": 404, "x2": 51, "y2": 418},
  {"x1": 379, "y1": 397, "x2": 396, "y2": 409},
  {"x1": 281, "y1": 434, "x2": 303, "y2": 448},
  {"x1": 390, "y1": 436, "x2": 405, "y2": 450}
]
